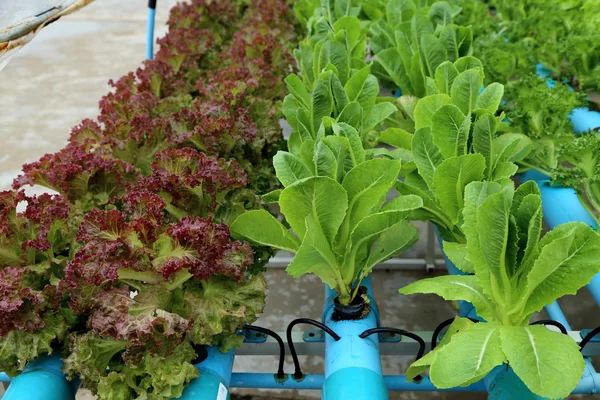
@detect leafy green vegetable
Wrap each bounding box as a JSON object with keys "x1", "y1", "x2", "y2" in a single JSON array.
[
  {"x1": 383, "y1": 58, "x2": 531, "y2": 242},
  {"x1": 553, "y1": 132, "x2": 600, "y2": 226},
  {"x1": 284, "y1": 15, "x2": 396, "y2": 146},
  {"x1": 479, "y1": 0, "x2": 600, "y2": 94},
  {"x1": 498, "y1": 74, "x2": 587, "y2": 176},
  {"x1": 400, "y1": 181, "x2": 600, "y2": 398},
  {"x1": 370, "y1": 0, "x2": 471, "y2": 97},
  {"x1": 233, "y1": 121, "x2": 421, "y2": 305},
  {"x1": 5, "y1": 0, "x2": 299, "y2": 398}
]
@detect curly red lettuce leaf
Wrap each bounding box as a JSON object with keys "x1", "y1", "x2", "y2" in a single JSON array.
[
  {"x1": 131, "y1": 148, "x2": 251, "y2": 222},
  {"x1": 13, "y1": 143, "x2": 139, "y2": 209},
  {"x1": 184, "y1": 273, "x2": 266, "y2": 352},
  {"x1": 65, "y1": 333, "x2": 198, "y2": 400}
]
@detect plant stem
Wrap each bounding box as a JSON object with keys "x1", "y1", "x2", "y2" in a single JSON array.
[
  {"x1": 583, "y1": 182, "x2": 600, "y2": 226},
  {"x1": 165, "y1": 270, "x2": 193, "y2": 291},
  {"x1": 334, "y1": 268, "x2": 351, "y2": 305},
  {"x1": 518, "y1": 161, "x2": 552, "y2": 177}
]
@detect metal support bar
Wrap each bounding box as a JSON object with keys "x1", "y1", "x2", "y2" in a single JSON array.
[
  {"x1": 266, "y1": 255, "x2": 446, "y2": 270},
  {"x1": 425, "y1": 222, "x2": 437, "y2": 273}
]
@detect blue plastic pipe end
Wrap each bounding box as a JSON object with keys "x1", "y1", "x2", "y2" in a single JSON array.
[
  {"x1": 321, "y1": 278, "x2": 388, "y2": 400},
  {"x1": 3, "y1": 353, "x2": 75, "y2": 400},
  {"x1": 180, "y1": 347, "x2": 235, "y2": 400}
]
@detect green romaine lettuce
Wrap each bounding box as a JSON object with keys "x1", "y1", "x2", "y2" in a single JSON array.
[{"x1": 399, "y1": 181, "x2": 600, "y2": 398}]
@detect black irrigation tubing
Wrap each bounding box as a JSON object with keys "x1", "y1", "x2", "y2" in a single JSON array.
[
  {"x1": 359, "y1": 327, "x2": 426, "y2": 361},
  {"x1": 580, "y1": 326, "x2": 600, "y2": 352},
  {"x1": 431, "y1": 317, "x2": 480, "y2": 350},
  {"x1": 286, "y1": 318, "x2": 340, "y2": 379},
  {"x1": 529, "y1": 319, "x2": 568, "y2": 335},
  {"x1": 360, "y1": 327, "x2": 426, "y2": 382},
  {"x1": 244, "y1": 324, "x2": 286, "y2": 379}
]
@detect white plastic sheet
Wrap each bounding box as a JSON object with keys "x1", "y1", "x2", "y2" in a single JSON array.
[{"x1": 0, "y1": 0, "x2": 95, "y2": 71}]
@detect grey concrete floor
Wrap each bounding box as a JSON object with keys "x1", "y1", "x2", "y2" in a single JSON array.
[{"x1": 1, "y1": 1, "x2": 599, "y2": 399}]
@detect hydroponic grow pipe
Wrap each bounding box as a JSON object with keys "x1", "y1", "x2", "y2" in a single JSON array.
[
  {"x1": 3, "y1": 353, "x2": 76, "y2": 400},
  {"x1": 179, "y1": 347, "x2": 235, "y2": 400},
  {"x1": 321, "y1": 277, "x2": 388, "y2": 400},
  {"x1": 146, "y1": 0, "x2": 157, "y2": 60}
]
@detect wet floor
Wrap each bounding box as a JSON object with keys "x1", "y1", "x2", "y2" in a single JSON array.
[{"x1": 1, "y1": 1, "x2": 599, "y2": 399}]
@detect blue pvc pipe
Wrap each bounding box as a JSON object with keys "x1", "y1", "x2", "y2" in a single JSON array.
[
  {"x1": 3, "y1": 353, "x2": 75, "y2": 400},
  {"x1": 321, "y1": 277, "x2": 388, "y2": 400},
  {"x1": 519, "y1": 169, "x2": 548, "y2": 183},
  {"x1": 536, "y1": 181, "x2": 597, "y2": 229},
  {"x1": 231, "y1": 373, "x2": 324, "y2": 389},
  {"x1": 544, "y1": 300, "x2": 571, "y2": 331},
  {"x1": 570, "y1": 107, "x2": 600, "y2": 133},
  {"x1": 230, "y1": 373, "x2": 489, "y2": 392},
  {"x1": 180, "y1": 347, "x2": 235, "y2": 400},
  {"x1": 486, "y1": 365, "x2": 546, "y2": 400},
  {"x1": 486, "y1": 360, "x2": 600, "y2": 399},
  {"x1": 146, "y1": 7, "x2": 156, "y2": 60}
]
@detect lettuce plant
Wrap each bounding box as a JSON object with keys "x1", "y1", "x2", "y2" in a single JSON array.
[
  {"x1": 370, "y1": 0, "x2": 473, "y2": 97},
  {"x1": 5, "y1": 0, "x2": 300, "y2": 398},
  {"x1": 553, "y1": 132, "x2": 600, "y2": 226},
  {"x1": 400, "y1": 180, "x2": 600, "y2": 399},
  {"x1": 232, "y1": 2, "x2": 422, "y2": 306},
  {"x1": 484, "y1": 0, "x2": 600, "y2": 94},
  {"x1": 284, "y1": 12, "x2": 397, "y2": 148},
  {"x1": 0, "y1": 191, "x2": 78, "y2": 376},
  {"x1": 62, "y1": 150, "x2": 267, "y2": 398},
  {"x1": 383, "y1": 57, "x2": 531, "y2": 242},
  {"x1": 231, "y1": 121, "x2": 421, "y2": 305},
  {"x1": 499, "y1": 74, "x2": 586, "y2": 176}
]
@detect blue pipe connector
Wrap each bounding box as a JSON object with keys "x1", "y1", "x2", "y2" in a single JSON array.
[
  {"x1": 321, "y1": 277, "x2": 388, "y2": 400},
  {"x1": 180, "y1": 347, "x2": 235, "y2": 400},
  {"x1": 3, "y1": 353, "x2": 75, "y2": 400}
]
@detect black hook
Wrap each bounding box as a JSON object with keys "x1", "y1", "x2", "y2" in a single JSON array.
[
  {"x1": 286, "y1": 318, "x2": 340, "y2": 379},
  {"x1": 244, "y1": 324, "x2": 286, "y2": 379},
  {"x1": 530, "y1": 319, "x2": 568, "y2": 335},
  {"x1": 360, "y1": 327, "x2": 426, "y2": 382},
  {"x1": 579, "y1": 326, "x2": 600, "y2": 352},
  {"x1": 359, "y1": 327, "x2": 426, "y2": 360},
  {"x1": 431, "y1": 317, "x2": 480, "y2": 350}
]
